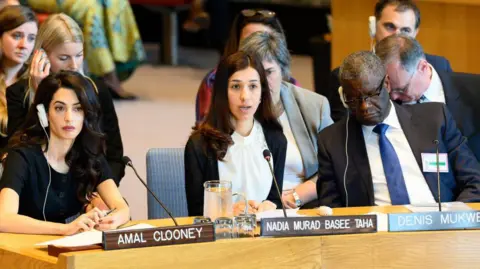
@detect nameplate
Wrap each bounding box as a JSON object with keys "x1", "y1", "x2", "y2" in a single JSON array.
[
  {"x1": 389, "y1": 210, "x2": 480, "y2": 232},
  {"x1": 102, "y1": 223, "x2": 215, "y2": 251},
  {"x1": 260, "y1": 215, "x2": 377, "y2": 237}
]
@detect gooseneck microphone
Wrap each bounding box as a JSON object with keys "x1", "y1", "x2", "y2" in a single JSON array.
[
  {"x1": 433, "y1": 140, "x2": 442, "y2": 212},
  {"x1": 262, "y1": 150, "x2": 288, "y2": 218},
  {"x1": 122, "y1": 156, "x2": 179, "y2": 226}
]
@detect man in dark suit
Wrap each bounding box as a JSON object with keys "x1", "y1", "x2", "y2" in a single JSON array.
[
  {"x1": 327, "y1": 0, "x2": 452, "y2": 122},
  {"x1": 375, "y1": 34, "x2": 480, "y2": 160},
  {"x1": 316, "y1": 51, "x2": 480, "y2": 208}
]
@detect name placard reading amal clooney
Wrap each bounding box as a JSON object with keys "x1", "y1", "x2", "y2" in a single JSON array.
[
  {"x1": 260, "y1": 215, "x2": 377, "y2": 237},
  {"x1": 389, "y1": 210, "x2": 480, "y2": 232},
  {"x1": 102, "y1": 223, "x2": 215, "y2": 250}
]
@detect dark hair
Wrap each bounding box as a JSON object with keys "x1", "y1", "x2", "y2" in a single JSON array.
[
  {"x1": 223, "y1": 10, "x2": 286, "y2": 58},
  {"x1": 194, "y1": 51, "x2": 282, "y2": 160},
  {"x1": 9, "y1": 71, "x2": 105, "y2": 204},
  {"x1": 374, "y1": 0, "x2": 421, "y2": 29}
]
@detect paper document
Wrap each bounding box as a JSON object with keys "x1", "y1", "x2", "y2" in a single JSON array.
[
  {"x1": 405, "y1": 202, "x2": 472, "y2": 213},
  {"x1": 256, "y1": 209, "x2": 304, "y2": 221},
  {"x1": 36, "y1": 223, "x2": 154, "y2": 247}
]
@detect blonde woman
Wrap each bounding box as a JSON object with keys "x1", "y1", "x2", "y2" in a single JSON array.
[
  {"x1": 7, "y1": 13, "x2": 125, "y2": 184},
  {"x1": 6, "y1": 0, "x2": 143, "y2": 100},
  {"x1": 0, "y1": 5, "x2": 37, "y2": 149}
]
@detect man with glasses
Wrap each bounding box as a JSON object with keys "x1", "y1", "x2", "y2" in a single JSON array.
[
  {"x1": 316, "y1": 51, "x2": 480, "y2": 208},
  {"x1": 375, "y1": 34, "x2": 480, "y2": 161},
  {"x1": 327, "y1": 0, "x2": 452, "y2": 122}
]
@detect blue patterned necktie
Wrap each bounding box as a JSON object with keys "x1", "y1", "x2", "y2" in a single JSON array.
[
  {"x1": 373, "y1": 123, "x2": 410, "y2": 205},
  {"x1": 417, "y1": 95, "x2": 428, "y2": 104}
]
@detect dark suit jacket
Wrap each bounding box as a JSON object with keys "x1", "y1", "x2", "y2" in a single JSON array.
[
  {"x1": 316, "y1": 103, "x2": 480, "y2": 207},
  {"x1": 184, "y1": 126, "x2": 287, "y2": 216},
  {"x1": 6, "y1": 78, "x2": 126, "y2": 184},
  {"x1": 437, "y1": 71, "x2": 480, "y2": 161},
  {"x1": 328, "y1": 54, "x2": 453, "y2": 122}
]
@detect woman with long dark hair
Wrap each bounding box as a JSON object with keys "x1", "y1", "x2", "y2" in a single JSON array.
[
  {"x1": 0, "y1": 71, "x2": 129, "y2": 235},
  {"x1": 7, "y1": 13, "x2": 125, "y2": 184},
  {"x1": 185, "y1": 51, "x2": 287, "y2": 216}
]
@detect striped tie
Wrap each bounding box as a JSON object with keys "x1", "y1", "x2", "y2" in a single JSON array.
[{"x1": 417, "y1": 95, "x2": 428, "y2": 104}]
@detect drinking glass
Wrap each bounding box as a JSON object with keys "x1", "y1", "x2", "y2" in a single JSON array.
[
  {"x1": 233, "y1": 214, "x2": 256, "y2": 238},
  {"x1": 214, "y1": 217, "x2": 233, "y2": 239}
]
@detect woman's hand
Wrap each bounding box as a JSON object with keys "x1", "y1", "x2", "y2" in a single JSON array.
[
  {"x1": 63, "y1": 207, "x2": 103, "y2": 235},
  {"x1": 29, "y1": 49, "x2": 50, "y2": 91},
  {"x1": 233, "y1": 200, "x2": 259, "y2": 216},
  {"x1": 84, "y1": 193, "x2": 109, "y2": 212},
  {"x1": 257, "y1": 200, "x2": 277, "y2": 213},
  {"x1": 282, "y1": 190, "x2": 297, "y2": 209},
  {"x1": 95, "y1": 208, "x2": 130, "y2": 231}
]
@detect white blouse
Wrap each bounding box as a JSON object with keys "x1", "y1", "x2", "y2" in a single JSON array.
[
  {"x1": 218, "y1": 120, "x2": 273, "y2": 203},
  {"x1": 278, "y1": 112, "x2": 305, "y2": 190}
]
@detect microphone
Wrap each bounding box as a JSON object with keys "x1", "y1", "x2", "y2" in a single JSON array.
[
  {"x1": 122, "y1": 156, "x2": 179, "y2": 226},
  {"x1": 433, "y1": 140, "x2": 442, "y2": 212},
  {"x1": 262, "y1": 149, "x2": 287, "y2": 218}
]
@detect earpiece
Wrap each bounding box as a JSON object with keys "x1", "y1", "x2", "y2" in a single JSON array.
[
  {"x1": 36, "y1": 104, "x2": 48, "y2": 128},
  {"x1": 36, "y1": 103, "x2": 51, "y2": 222},
  {"x1": 338, "y1": 86, "x2": 349, "y2": 109},
  {"x1": 368, "y1": 16, "x2": 376, "y2": 52},
  {"x1": 368, "y1": 16, "x2": 376, "y2": 38}
]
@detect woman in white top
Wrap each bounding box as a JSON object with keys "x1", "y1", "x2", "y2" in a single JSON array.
[
  {"x1": 184, "y1": 51, "x2": 287, "y2": 216},
  {"x1": 239, "y1": 31, "x2": 334, "y2": 208}
]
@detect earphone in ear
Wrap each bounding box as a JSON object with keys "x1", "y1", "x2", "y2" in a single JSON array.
[
  {"x1": 368, "y1": 16, "x2": 376, "y2": 38},
  {"x1": 36, "y1": 103, "x2": 51, "y2": 221},
  {"x1": 368, "y1": 16, "x2": 376, "y2": 52},
  {"x1": 338, "y1": 86, "x2": 349, "y2": 109},
  {"x1": 36, "y1": 104, "x2": 48, "y2": 128}
]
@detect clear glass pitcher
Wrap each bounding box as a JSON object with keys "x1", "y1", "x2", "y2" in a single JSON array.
[{"x1": 203, "y1": 180, "x2": 234, "y2": 221}]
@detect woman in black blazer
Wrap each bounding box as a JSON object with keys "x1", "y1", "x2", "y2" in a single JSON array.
[
  {"x1": 184, "y1": 51, "x2": 287, "y2": 217},
  {"x1": 6, "y1": 13, "x2": 125, "y2": 184}
]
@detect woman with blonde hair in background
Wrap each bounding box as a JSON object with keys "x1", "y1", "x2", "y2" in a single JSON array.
[
  {"x1": 6, "y1": 0, "x2": 143, "y2": 100},
  {"x1": 0, "y1": 5, "x2": 37, "y2": 149},
  {"x1": 7, "y1": 13, "x2": 125, "y2": 184}
]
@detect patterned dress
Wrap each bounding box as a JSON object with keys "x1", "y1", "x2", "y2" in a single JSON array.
[{"x1": 23, "y1": 0, "x2": 145, "y2": 81}]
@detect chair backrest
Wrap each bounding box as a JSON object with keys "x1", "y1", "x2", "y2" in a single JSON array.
[{"x1": 146, "y1": 148, "x2": 188, "y2": 219}]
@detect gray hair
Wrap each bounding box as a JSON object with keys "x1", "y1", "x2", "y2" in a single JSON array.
[
  {"x1": 339, "y1": 51, "x2": 386, "y2": 89},
  {"x1": 239, "y1": 31, "x2": 291, "y2": 80},
  {"x1": 375, "y1": 34, "x2": 425, "y2": 73}
]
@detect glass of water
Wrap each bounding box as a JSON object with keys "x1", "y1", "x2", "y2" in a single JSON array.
[
  {"x1": 233, "y1": 214, "x2": 256, "y2": 238},
  {"x1": 193, "y1": 216, "x2": 212, "y2": 224},
  {"x1": 214, "y1": 217, "x2": 233, "y2": 240}
]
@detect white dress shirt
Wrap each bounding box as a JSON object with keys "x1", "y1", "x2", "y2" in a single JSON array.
[
  {"x1": 421, "y1": 65, "x2": 446, "y2": 104},
  {"x1": 218, "y1": 120, "x2": 273, "y2": 203},
  {"x1": 362, "y1": 102, "x2": 435, "y2": 205},
  {"x1": 278, "y1": 112, "x2": 305, "y2": 190}
]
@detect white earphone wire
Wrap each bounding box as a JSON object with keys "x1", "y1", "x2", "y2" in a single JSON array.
[{"x1": 40, "y1": 125, "x2": 51, "y2": 222}]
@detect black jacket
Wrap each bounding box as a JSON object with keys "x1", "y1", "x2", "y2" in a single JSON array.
[{"x1": 317, "y1": 103, "x2": 480, "y2": 207}]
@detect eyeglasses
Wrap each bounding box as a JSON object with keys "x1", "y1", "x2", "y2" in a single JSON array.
[
  {"x1": 344, "y1": 76, "x2": 386, "y2": 106},
  {"x1": 390, "y1": 72, "x2": 414, "y2": 94},
  {"x1": 241, "y1": 9, "x2": 276, "y2": 18}
]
